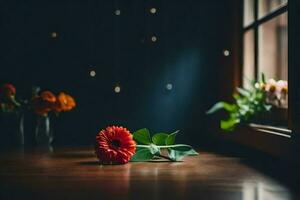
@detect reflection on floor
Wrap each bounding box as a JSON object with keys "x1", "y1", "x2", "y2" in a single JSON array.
[
  {"x1": 242, "y1": 182, "x2": 290, "y2": 200},
  {"x1": 0, "y1": 147, "x2": 299, "y2": 200}
]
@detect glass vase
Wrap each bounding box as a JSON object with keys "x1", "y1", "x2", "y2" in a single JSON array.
[
  {"x1": 0, "y1": 112, "x2": 24, "y2": 150},
  {"x1": 35, "y1": 115, "x2": 54, "y2": 148}
]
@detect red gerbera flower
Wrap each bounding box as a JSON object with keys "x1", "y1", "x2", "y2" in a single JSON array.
[{"x1": 95, "y1": 126, "x2": 136, "y2": 164}]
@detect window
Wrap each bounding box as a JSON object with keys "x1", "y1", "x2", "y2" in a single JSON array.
[
  {"x1": 242, "y1": 0, "x2": 288, "y2": 128},
  {"x1": 242, "y1": 0, "x2": 288, "y2": 87}
]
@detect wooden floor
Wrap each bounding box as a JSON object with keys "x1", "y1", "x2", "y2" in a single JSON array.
[{"x1": 0, "y1": 147, "x2": 298, "y2": 200}]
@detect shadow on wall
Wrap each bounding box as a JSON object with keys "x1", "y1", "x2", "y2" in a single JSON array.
[{"x1": 136, "y1": 49, "x2": 202, "y2": 138}]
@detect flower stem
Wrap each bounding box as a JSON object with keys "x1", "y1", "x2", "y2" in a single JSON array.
[
  {"x1": 136, "y1": 145, "x2": 176, "y2": 161},
  {"x1": 137, "y1": 144, "x2": 190, "y2": 149},
  {"x1": 10, "y1": 96, "x2": 21, "y2": 107},
  {"x1": 155, "y1": 153, "x2": 174, "y2": 161}
]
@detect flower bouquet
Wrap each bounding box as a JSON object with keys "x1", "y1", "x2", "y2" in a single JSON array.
[
  {"x1": 0, "y1": 82, "x2": 76, "y2": 148},
  {"x1": 0, "y1": 83, "x2": 24, "y2": 147},
  {"x1": 262, "y1": 79, "x2": 288, "y2": 108},
  {"x1": 0, "y1": 83, "x2": 21, "y2": 112},
  {"x1": 207, "y1": 74, "x2": 288, "y2": 131},
  {"x1": 31, "y1": 90, "x2": 76, "y2": 146}
]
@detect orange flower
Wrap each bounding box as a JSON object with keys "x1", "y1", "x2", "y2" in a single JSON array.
[
  {"x1": 54, "y1": 92, "x2": 76, "y2": 112},
  {"x1": 32, "y1": 91, "x2": 56, "y2": 116},
  {"x1": 32, "y1": 97, "x2": 50, "y2": 115},
  {"x1": 41, "y1": 91, "x2": 56, "y2": 103}
]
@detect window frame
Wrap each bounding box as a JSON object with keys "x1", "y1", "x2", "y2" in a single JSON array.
[
  {"x1": 243, "y1": 0, "x2": 288, "y2": 81},
  {"x1": 211, "y1": 0, "x2": 300, "y2": 161},
  {"x1": 241, "y1": 0, "x2": 289, "y2": 130}
]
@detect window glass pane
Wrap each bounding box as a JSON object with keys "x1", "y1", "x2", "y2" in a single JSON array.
[
  {"x1": 243, "y1": 30, "x2": 255, "y2": 88},
  {"x1": 259, "y1": 0, "x2": 288, "y2": 18},
  {"x1": 258, "y1": 12, "x2": 288, "y2": 81},
  {"x1": 244, "y1": 0, "x2": 255, "y2": 27}
]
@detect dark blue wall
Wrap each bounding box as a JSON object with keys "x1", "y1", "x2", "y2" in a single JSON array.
[{"x1": 0, "y1": 0, "x2": 236, "y2": 146}]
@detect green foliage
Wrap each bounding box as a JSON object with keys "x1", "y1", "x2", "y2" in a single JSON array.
[
  {"x1": 168, "y1": 147, "x2": 199, "y2": 161},
  {"x1": 206, "y1": 102, "x2": 237, "y2": 114},
  {"x1": 165, "y1": 130, "x2": 179, "y2": 145},
  {"x1": 131, "y1": 129, "x2": 198, "y2": 162},
  {"x1": 206, "y1": 74, "x2": 272, "y2": 131},
  {"x1": 152, "y1": 133, "x2": 169, "y2": 145},
  {"x1": 133, "y1": 128, "x2": 151, "y2": 144},
  {"x1": 0, "y1": 95, "x2": 21, "y2": 114},
  {"x1": 131, "y1": 148, "x2": 154, "y2": 161}
]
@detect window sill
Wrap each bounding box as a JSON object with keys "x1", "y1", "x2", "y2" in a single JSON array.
[
  {"x1": 251, "y1": 107, "x2": 288, "y2": 128},
  {"x1": 247, "y1": 123, "x2": 291, "y2": 138},
  {"x1": 216, "y1": 123, "x2": 292, "y2": 159}
]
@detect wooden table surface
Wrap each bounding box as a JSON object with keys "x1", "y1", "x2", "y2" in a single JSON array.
[{"x1": 0, "y1": 147, "x2": 297, "y2": 200}]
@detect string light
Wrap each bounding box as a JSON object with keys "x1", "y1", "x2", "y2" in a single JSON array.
[
  {"x1": 151, "y1": 36, "x2": 157, "y2": 42},
  {"x1": 150, "y1": 8, "x2": 157, "y2": 14},
  {"x1": 89, "y1": 70, "x2": 96, "y2": 77},
  {"x1": 223, "y1": 49, "x2": 230, "y2": 56},
  {"x1": 166, "y1": 83, "x2": 173, "y2": 90},
  {"x1": 51, "y1": 32, "x2": 58, "y2": 38},
  {"x1": 115, "y1": 9, "x2": 121, "y2": 16},
  {"x1": 114, "y1": 85, "x2": 121, "y2": 93}
]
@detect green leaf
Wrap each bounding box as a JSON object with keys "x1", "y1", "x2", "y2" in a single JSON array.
[
  {"x1": 131, "y1": 148, "x2": 154, "y2": 162},
  {"x1": 133, "y1": 128, "x2": 151, "y2": 144},
  {"x1": 206, "y1": 102, "x2": 236, "y2": 114},
  {"x1": 250, "y1": 79, "x2": 257, "y2": 88},
  {"x1": 152, "y1": 133, "x2": 169, "y2": 145},
  {"x1": 168, "y1": 146, "x2": 198, "y2": 161},
  {"x1": 169, "y1": 144, "x2": 194, "y2": 152},
  {"x1": 220, "y1": 118, "x2": 240, "y2": 131},
  {"x1": 233, "y1": 93, "x2": 241, "y2": 101},
  {"x1": 261, "y1": 73, "x2": 266, "y2": 84},
  {"x1": 237, "y1": 87, "x2": 251, "y2": 97},
  {"x1": 264, "y1": 104, "x2": 272, "y2": 111},
  {"x1": 165, "y1": 130, "x2": 179, "y2": 145}
]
